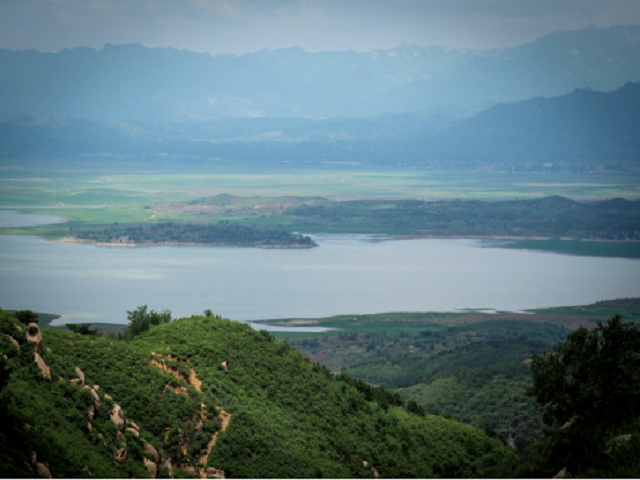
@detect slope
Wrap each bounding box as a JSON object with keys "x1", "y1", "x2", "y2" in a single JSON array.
[{"x1": 0, "y1": 308, "x2": 516, "y2": 478}]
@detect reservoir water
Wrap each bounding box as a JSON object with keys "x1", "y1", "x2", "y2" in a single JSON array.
[{"x1": 0, "y1": 211, "x2": 639, "y2": 325}]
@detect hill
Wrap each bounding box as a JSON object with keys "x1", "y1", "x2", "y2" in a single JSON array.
[
  {"x1": 2, "y1": 82, "x2": 640, "y2": 168},
  {"x1": 0, "y1": 308, "x2": 516, "y2": 478},
  {"x1": 416, "y1": 81, "x2": 640, "y2": 163},
  {"x1": 344, "y1": 337, "x2": 554, "y2": 449}
]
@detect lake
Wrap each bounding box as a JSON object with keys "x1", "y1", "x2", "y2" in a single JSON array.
[{"x1": 0, "y1": 211, "x2": 639, "y2": 326}]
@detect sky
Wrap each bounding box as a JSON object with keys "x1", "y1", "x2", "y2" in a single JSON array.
[{"x1": 1, "y1": 0, "x2": 640, "y2": 55}]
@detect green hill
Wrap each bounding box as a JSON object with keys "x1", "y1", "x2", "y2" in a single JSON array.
[
  {"x1": 344, "y1": 337, "x2": 555, "y2": 448},
  {"x1": 0, "y1": 308, "x2": 516, "y2": 478}
]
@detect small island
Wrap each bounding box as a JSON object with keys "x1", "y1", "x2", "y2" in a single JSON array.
[{"x1": 66, "y1": 221, "x2": 317, "y2": 248}]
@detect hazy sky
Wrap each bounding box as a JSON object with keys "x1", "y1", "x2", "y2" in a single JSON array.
[{"x1": 1, "y1": 0, "x2": 640, "y2": 55}]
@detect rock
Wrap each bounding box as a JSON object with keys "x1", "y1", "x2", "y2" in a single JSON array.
[
  {"x1": 6, "y1": 335, "x2": 19, "y2": 352},
  {"x1": 143, "y1": 458, "x2": 157, "y2": 478},
  {"x1": 88, "y1": 405, "x2": 95, "y2": 422},
  {"x1": 70, "y1": 379, "x2": 83, "y2": 387},
  {"x1": 25, "y1": 323, "x2": 43, "y2": 355},
  {"x1": 83, "y1": 385, "x2": 101, "y2": 412},
  {"x1": 110, "y1": 404, "x2": 124, "y2": 427},
  {"x1": 86, "y1": 423, "x2": 92, "y2": 433},
  {"x1": 116, "y1": 431, "x2": 127, "y2": 446},
  {"x1": 75, "y1": 367, "x2": 85, "y2": 386},
  {"x1": 160, "y1": 458, "x2": 173, "y2": 477},
  {"x1": 143, "y1": 443, "x2": 159, "y2": 463},
  {"x1": 362, "y1": 460, "x2": 369, "y2": 468},
  {"x1": 36, "y1": 462, "x2": 52, "y2": 478},
  {"x1": 125, "y1": 427, "x2": 139, "y2": 438},
  {"x1": 553, "y1": 467, "x2": 567, "y2": 479},
  {"x1": 31, "y1": 451, "x2": 37, "y2": 469},
  {"x1": 92, "y1": 384, "x2": 99, "y2": 391},
  {"x1": 221, "y1": 361, "x2": 229, "y2": 373},
  {"x1": 104, "y1": 394, "x2": 113, "y2": 401},
  {"x1": 203, "y1": 467, "x2": 225, "y2": 479},
  {"x1": 114, "y1": 448, "x2": 127, "y2": 464},
  {"x1": 127, "y1": 420, "x2": 140, "y2": 433},
  {"x1": 82, "y1": 465, "x2": 93, "y2": 477},
  {"x1": 33, "y1": 353, "x2": 51, "y2": 380},
  {"x1": 23, "y1": 423, "x2": 31, "y2": 432}
]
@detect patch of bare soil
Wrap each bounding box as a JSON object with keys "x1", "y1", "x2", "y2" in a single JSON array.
[{"x1": 150, "y1": 352, "x2": 201, "y2": 395}]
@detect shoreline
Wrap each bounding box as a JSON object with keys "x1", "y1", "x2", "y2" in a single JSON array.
[{"x1": 52, "y1": 236, "x2": 318, "y2": 249}]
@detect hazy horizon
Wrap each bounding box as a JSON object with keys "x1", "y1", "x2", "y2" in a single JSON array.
[{"x1": 2, "y1": 0, "x2": 640, "y2": 55}]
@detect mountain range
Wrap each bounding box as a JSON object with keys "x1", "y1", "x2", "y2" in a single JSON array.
[
  {"x1": 2, "y1": 81, "x2": 639, "y2": 167},
  {"x1": 1, "y1": 24, "x2": 640, "y2": 123}
]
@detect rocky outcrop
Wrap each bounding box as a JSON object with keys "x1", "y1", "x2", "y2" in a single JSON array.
[
  {"x1": 553, "y1": 467, "x2": 567, "y2": 479},
  {"x1": 126, "y1": 427, "x2": 139, "y2": 438},
  {"x1": 220, "y1": 361, "x2": 229, "y2": 373},
  {"x1": 126, "y1": 420, "x2": 140, "y2": 435},
  {"x1": 30, "y1": 452, "x2": 52, "y2": 478},
  {"x1": 114, "y1": 448, "x2": 127, "y2": 464},
  {"x1": 6, "y1": 335, "x2": 19, "y2": 352},
  {"x1": 144, "y1": 458, "x2": 157, "y2": 478},
  {"x1": 70, "y1": 367, "x2": 85, "y2": 387},
  {"x1": 110, "y1": 404, "x2": 124, "y2": 427},
  {"x1": 83, "y1": 385, "x2": 101, "y2": 413},
  {"x1": 25, "y1": 323, "x2": 43, "y2": 355},
  {"x1": 33, "y1": 353, "x2": 51, "y2": 380},
  {"x1": 143, "y1": 442, "x2": 160, "y2": 463},
  {"x1": 36, "y1": 462, "x2": 52, "y2": 479},
  {"x1": 160, "y1": 458, "x2": 173, "y2": 477},
  {"x1": 116, "y1": 431, "x2": 127, "y2": 446},
  {"x1": 88, "y1": 405, "x2": 95, "y2": 422}
]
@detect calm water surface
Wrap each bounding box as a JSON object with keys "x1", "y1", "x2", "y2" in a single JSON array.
[
  {"x1": 0, "y1": 210, "x2": 67, "y2": 227},
  {"x1": 0, "y1": 228, "x2": 638, "y2": 325}
]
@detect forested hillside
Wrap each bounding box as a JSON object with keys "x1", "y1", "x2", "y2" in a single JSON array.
[{"x1": 0, "y1": 308, "x2": 516, "y2": 478}]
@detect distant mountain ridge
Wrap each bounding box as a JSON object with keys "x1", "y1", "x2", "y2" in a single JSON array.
[
  {"x1": 2, "y1": 81, "x2": 639, "y2": 166},
  {"x1": 1, "y1": 24, "x2": 639, "y2": 123}
]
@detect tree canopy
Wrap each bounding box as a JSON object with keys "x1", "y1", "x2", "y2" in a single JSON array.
[
  {"x1": 123, "y1": 305, "x2": 172, "y2": 339},
  {"x1": 527, "y1": 314, "x2": 640, "y2": 476}
]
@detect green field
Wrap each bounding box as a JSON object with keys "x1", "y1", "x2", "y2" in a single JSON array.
[{"x1": 2, "y1": 166, "x2": 639, "y2": 256}]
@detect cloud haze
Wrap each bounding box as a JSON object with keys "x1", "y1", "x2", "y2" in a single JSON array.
[{"x1": 1, "y1": 0, "x2": 640, "y2": 54}]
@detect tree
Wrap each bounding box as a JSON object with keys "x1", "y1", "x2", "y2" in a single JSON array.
[
  {"x1": 528, "y1": 314, "x2": 640, "y2": 431},
  {"x1": 66, "y1": 323, "x2": 101, "y2": 336},
  {"x1": 124, "y1": 306, "x2": 172, "y2": 339},
  {"x1": 527, "y1": 314, "x2": 640, "y2": 474},
  {"x1": 15, "y1": 310, "x2": 38, "y2": 324}
]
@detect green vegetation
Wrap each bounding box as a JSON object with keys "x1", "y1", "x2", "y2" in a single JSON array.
[
  {"x1": 345, "y1": 336, "x2": 553, "y2": 388},
  {"x1": 396, "y1": 363, "x2": 541, "y2": 448},
  {"x1": 503, "y1": 238, "x2": 640, "y2": 258},
  {"x1": 70, "y1": 221, "x2": 316, "y2": 247},
  {"x1": 2, "y1": 166, "x2": 639, "y2": 257},
  {"x1": 123, "y1": 305, "x2": 172, "y2": 339},
  {"x1": 261, "y1": 300, "x2": 640, "y2": 451},
  {"x1": 285, "y1": 195, "x2": 640, "y2": 239},
  {"x1": 523, "y1": 315, "x2": 640, "y2": 477},
  {"x1": 0, "y1": 306, "x2": 516, "y2": 478}
]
